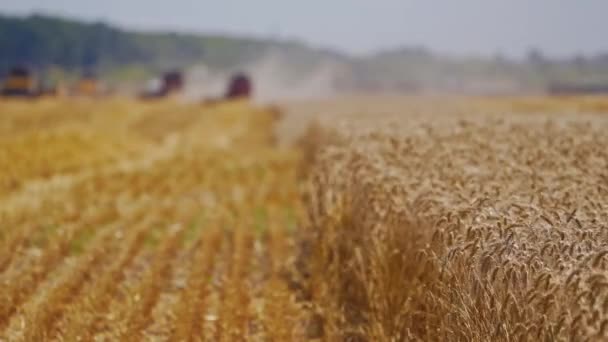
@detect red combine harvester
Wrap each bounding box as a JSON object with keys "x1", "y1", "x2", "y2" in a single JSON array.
[
  {"x1": 201, "y1": 72, "x2": 254, "y2": 106},
  {"x1": 225, "y1": 72, "x2": 252, "y2": 99},
  {"x1": 140, "y1": 70, "x2": 185, "y2": 99},
  {"x1": 161, "y1": 71, "x2": 184, "y2": 95}
]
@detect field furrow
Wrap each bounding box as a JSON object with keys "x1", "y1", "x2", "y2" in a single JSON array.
[
  {"x1": 114, "y1": 226, "x2": 185, "y2": 342},
  {"x1": 170, "y1": 228, "x2": 221, "y2": 342},
  {"x1": 60, "y1": 219, "x2": 151, "y2": 341},
  {"x1": 21, "y1": 228, "x2": 116, "y2": 341},
  {"x1": 262, "y1": 227, "x2": 302, "y2": 341},
  {"x1": 0, "y1": 206, "x2": 120, "y2": 330}
]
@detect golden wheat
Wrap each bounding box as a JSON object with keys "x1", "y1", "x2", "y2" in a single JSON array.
[{"x1": 298, "y1": 96, "x2": 608, "y2": 341}]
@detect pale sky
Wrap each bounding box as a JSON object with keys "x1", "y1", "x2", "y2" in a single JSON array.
[{"x1": 1, "y1": 0, "x2": 607, "y2": 57}]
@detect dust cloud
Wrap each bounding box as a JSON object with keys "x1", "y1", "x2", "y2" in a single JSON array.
[{"x1": 182, "y1": 52, "x2": 346, "y2": 103}]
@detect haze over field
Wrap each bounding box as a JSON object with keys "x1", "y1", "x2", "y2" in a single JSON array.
[{"x1": 2, "y1": 2, "x2": 608, "y2": 98}]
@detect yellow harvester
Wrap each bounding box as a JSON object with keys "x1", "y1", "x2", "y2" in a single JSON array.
[
  {"x1": 1, "y1": 66, "x2": 38, "y2": 97},
  {"x1": 75, "y1": 71, "x2": 101, "y2": 96}
]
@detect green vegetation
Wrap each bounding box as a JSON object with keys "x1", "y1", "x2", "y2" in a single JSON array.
[{"x1": 0, "y1": 13, "x2": 321, "y2": 77}]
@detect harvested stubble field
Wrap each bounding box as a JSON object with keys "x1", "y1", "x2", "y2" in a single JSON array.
[
  {"x1": 1, "y1": 95, "x2": 608, "y2": 341},
  {"x1": 0, "y1": 99, "x2": 303, "y2": 341}
]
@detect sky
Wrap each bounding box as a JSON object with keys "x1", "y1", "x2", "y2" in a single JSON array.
[{"x1": 1, "y1": 0, "x2": 607, "y2": 58}]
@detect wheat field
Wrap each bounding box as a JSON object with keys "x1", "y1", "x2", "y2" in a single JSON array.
[
  {"x1": 1, "y1": 95, "x2": 608, "y2": 341},
  {"x1": 297, "y1": 95, "x2": 608, "y2": 341}
]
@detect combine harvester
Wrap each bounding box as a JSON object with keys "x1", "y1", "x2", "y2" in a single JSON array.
[
  {"x1": 1, "y1": 66, "x2": 73, "y2": 99},
  {"x1": 140, "y1": 70, "x2": 185, "y2": 99},
  {"x1": 213, "y1": 71, "x2": 281, "y2": 121},
  {"x1": 225, "y1": 72, "x2": 253, "y2": 99},
  {"x1": 1, "y1": 66, "x2": 39, "y2": 98},
  {"x1": 74, "y1": 70, "x2": 103, "y2": 97},
  {"x1": 141, "y1": 69, "x2": 255, "y2": 104},
  {"x1": 200, "y1": 71, "x2": 254, "y2": 106}
]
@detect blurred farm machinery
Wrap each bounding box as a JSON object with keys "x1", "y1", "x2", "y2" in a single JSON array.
[
  {"x1": 1, "y1": 66, "x2": 38, "y2": 97},
  {"x1": 140, "y1": 70, "x2": 185, "y2": 99}
]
